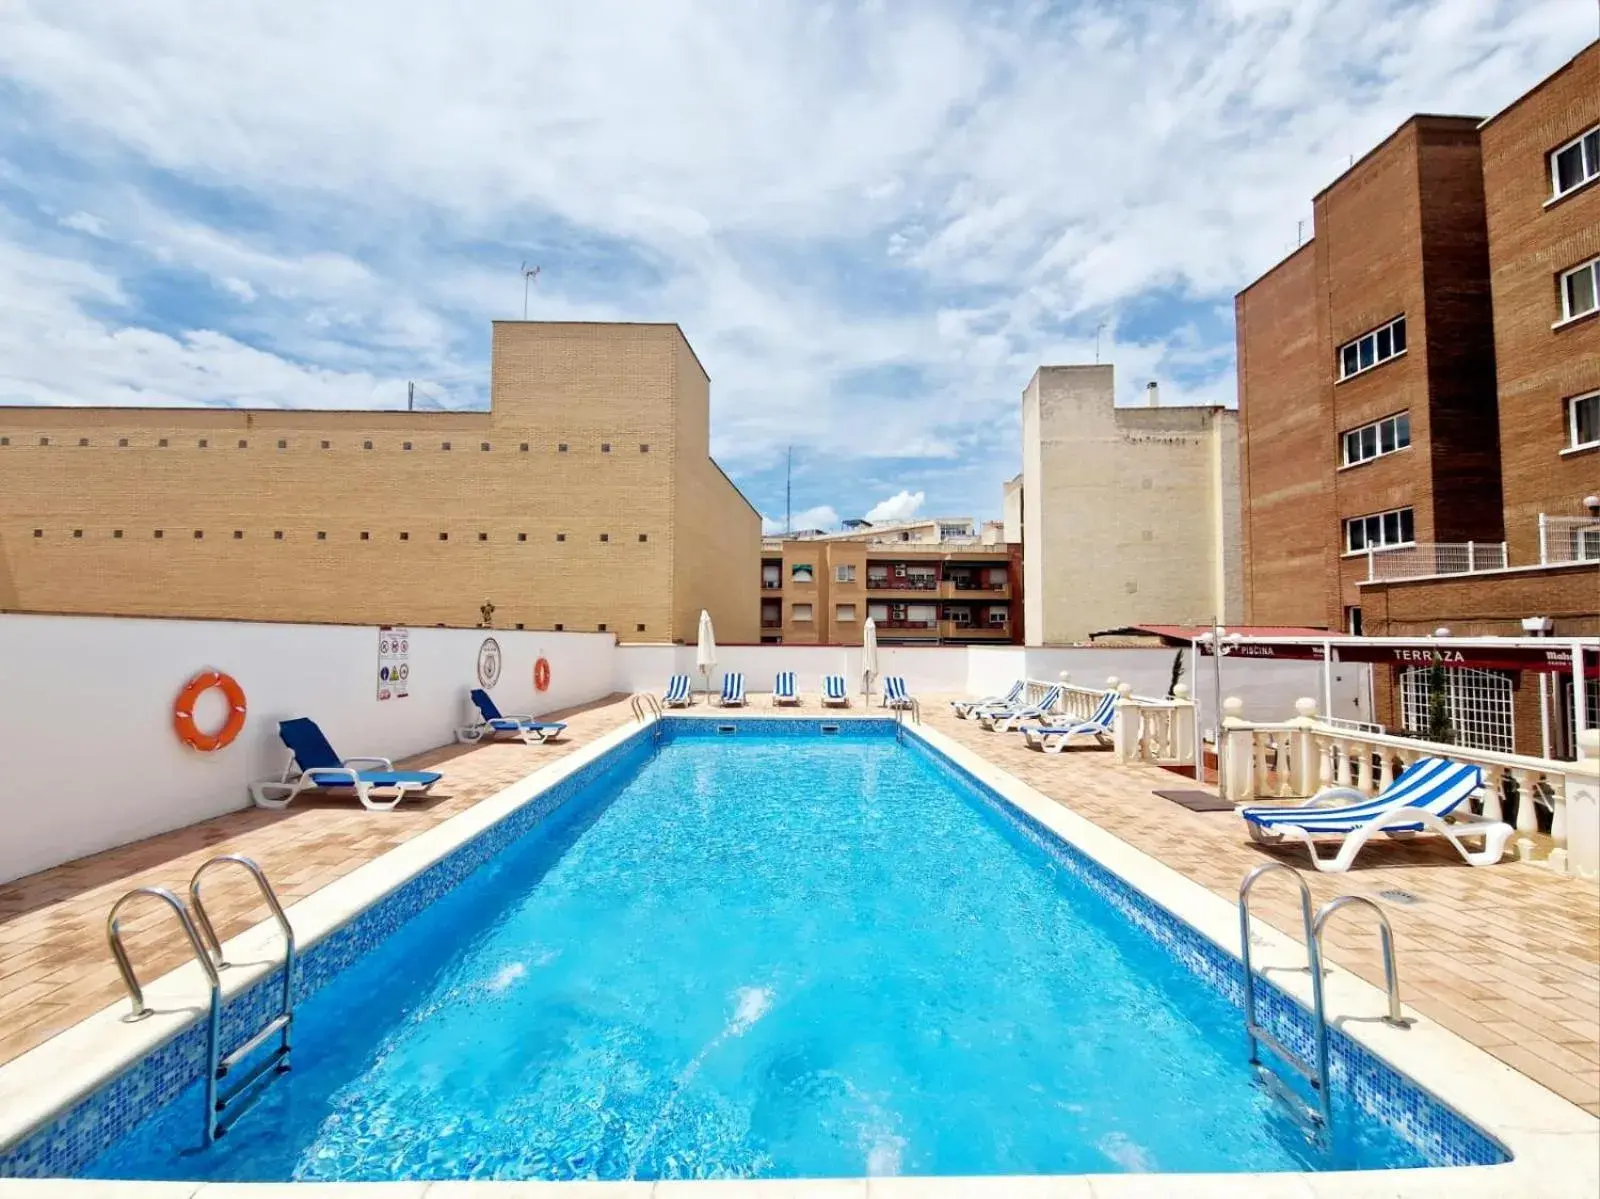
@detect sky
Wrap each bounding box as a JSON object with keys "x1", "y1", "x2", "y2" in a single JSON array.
[{"x1": 1, "y1": 2, "x2": 1594, "y2": 532}]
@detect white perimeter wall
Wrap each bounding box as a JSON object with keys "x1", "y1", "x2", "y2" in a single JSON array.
[
  {"x1": 0, "y1": 614, "x2": 1372, "y2": 884},
  {"x1": 0, "y1": 614, "x2": 616, "y2": 883}
]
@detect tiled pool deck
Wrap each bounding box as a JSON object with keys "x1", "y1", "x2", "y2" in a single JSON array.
[{"x1": 1, "y1": 692, "x2": 1595, "y2": 1141}]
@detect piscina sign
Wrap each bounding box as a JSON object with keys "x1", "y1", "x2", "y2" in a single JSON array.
[{"x1": 1198, "y1": 640, "x2": 1597, "y2": 676}]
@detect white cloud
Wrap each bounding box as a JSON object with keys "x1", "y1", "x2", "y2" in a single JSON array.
[
  {"x1": 864, "y1": 490, "x2": 926, "y2": 523},
  {"x1": 0, "y1": 0, "x2": 1592, "y2": 519},
  {"x1": 59, "y1": 211, "x2": 108, "y2": 237},
  {"x1": 761, "y1": 505, "x2": 840, "y2": 535}
]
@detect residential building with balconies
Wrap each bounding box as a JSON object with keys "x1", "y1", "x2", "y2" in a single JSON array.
[
  {"x1": 757, "y1": 520, "x2": 1021, "y2": 646},
  {"x1": 1235, "y1": 41, "x2": 1600, "y2": 757}
]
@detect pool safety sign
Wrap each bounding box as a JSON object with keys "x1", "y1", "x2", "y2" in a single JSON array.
[{"x1": 377, "y1": 625, "x2": 410, "y2": 700}]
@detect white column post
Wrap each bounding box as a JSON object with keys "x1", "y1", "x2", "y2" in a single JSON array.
[
  {"x1": 1220, "y1": 697, "x2": 1252, "y2": 802},
  {"x1": 1538, "y1": 514, "x2": 1548, "y2": 565},
  {"x1": 1467, "y1": 540, "x2": 1476, "y2": 572},
  {"x1": 1171, "y1": 683, "x2": 1196, "y2": 767},
  {"x1": 1561, "y1": 730, "x2": 1599, "y2": 879},
  {"x1": 1112, "y1": 682, "x2": 1140, "y2": 762},
  {"x1": 1289, "y1": 698, "x2": 1318, "y2": 796}
]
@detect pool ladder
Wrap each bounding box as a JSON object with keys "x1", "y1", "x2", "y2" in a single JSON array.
[
  {"x1": 106, "y1": 855, "x2": 296, "y2": 1143},
  {"x1": 630, "y1": 692, "x2": 663, "y2": 743},
  {"x1": 891, "y1": 698, "x2": 920, "y2": 742},
  {"x1": 1238, "y1": 864, "x2": 1408, "y2": 1136}
]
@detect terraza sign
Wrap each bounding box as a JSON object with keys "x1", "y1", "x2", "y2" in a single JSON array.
[{"x1": 1198, "y1": 641, "x2": 1597, "y2": 676}]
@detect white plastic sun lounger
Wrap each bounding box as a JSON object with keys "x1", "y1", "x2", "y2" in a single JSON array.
[
  {"x1": 881, "y1": 676, "x2": 913, "y2": 709},
  {"x1": 1240, "y1": 757, "x2": 1511, "y2": 874},
  {"x1": 1019, "y1": 690, "x2": 1117, "y2": 752},
  {"x1": 663, "y1": 674, "x2": 693, "y2": 708},
  {"x1": 952, "y1": 681, "x2": 1023, "y2": 719},
  {"x1": 979, "y1": 685, "x2": 1062, "y2": 732},
  {"x1": 821, "y1": 674, "x2": 849, "y2": 707},
  {"x1": 718, "y1": 672, "x2": 747, "y2": 707},
  {"x1": 772, "y1": 671, "x2": 800, "y2": 706}
]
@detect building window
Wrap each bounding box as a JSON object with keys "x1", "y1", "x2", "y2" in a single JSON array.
[
  {"x1": 1344, "y1": 506, "x2": 1414, "y2": 554},
  {"x1": 321, "y1": 440, "x2": 332, "y2": 449},
  {"x1": 987, "y1": 608, "x2": 1008, "y2": 627},
  {"x1": 1560, "y1": 257, "x2": 1599, "y2": 323},
  {"x1": 158, "y1": 438, "x2": 168, "y2": 447},
  {"x1": 478, "y1": 532, "x2": 488, "y2": 541},
  {"x1": 277, "y1": 439, "x2": 287, "y2": 449},
  {"x1": 1345, "y1": 605, "x2": 1363, "y2": 636},
  {"x1": 438, "y1": 532, "x2": 448, "y2": 541},
  {"x1": 598, "y1": 623, "x2": 607, "y2": 632},
  {"x1": 154, "y1": 530, "x2": 164, "y2": 539},
  {"x1": 78, "y1": 438, "x2": 89, "y2": 446},
  {"x1": 1569, "y1": 391, "x2": 1600, "y2": 451},
  {"x1": 640, "y1": 444, "x2": 650, "y2": 453},
  {"x1": 441, "y1": 441, "x2": 451, "y2": 451},
  {"x1": 360, "y1": 531, "x2": 370, "y2": 540},
  {"x1": 363, "y1": 440, "x2": 374, "y2": 450},
  {"x1": 401, "y1": 441, "x2": 411, "y2": 451},
  {"x1": 835, "y1": 564, "x2": 856, "y2": 583},
  {"x1": 118, "y1": 438, "x2": 128, "y2": 447},
  {"x1": 518, "y1": 532, "x2": 527, "y2": 542},
  {"x1": 72, "y1": 528, "x2": 82, "y2": 538},
  {"x1": 793, "y1": 603, "x2": 814, "y2": 622},
  {"x1": 791, "y1": 564, "x2": 815, "y2": 583},
  {"x1": 835, "y1": 603, "x2": 857, "y2": 622},
  {"x1": 554, "y1": 623, "x2": 564, "y2": 631},
  {"x1": 399, "y1": 532, "x2": 408, "y2": 541},
  {"x1": 947, "y1": 606, "x2": 971, "y2": 627},
  {"x1": 636, "y1": 623, "x2": 646, "y2": 632},
  {"x1": 520, "y1": 443, "x2": 529, "y2": 452},
  {"x1": 38, "y1": 436, "x2": 49, "y2": 446},
  {"x1": 193, "y1": 530, "x2": 204, "y2": 539},
  {"x1": 0, "y1": 437, "x2": 8, "y2": 445},
  {"x1": 316, "y1": 531, "x2": 326, "y2": 540},
  {"x1": 32, "y1": 529, "x2": 41, "y2": 538},
  {"x1": 233, "y1": 530, "x2": 243, "y2": 539},
  {"x1": 1400, "y1": 667, "x2": 1514, "y2": 753},
  {"x1": 1552, "y1": 125, "x2": 1600, "y2": 199},
  {"x1": 601, "y1": 443, "x2": 611, "y2": 453},
  {"x1": 1337, "y1": 315, "x2": 1407, "y2": 380},
  {"x1": 274, "y1": 530, "x2": 284, "y2": 540},
  {"x1": 197, "y1": 439, "x2": 208, "y2": 448},
  {"x1": 599, "y1": 533, "x2": 609, "y2": 542},
  {"x1": 1342, "y1": 412, "x2": 1411, "y2": 466}
]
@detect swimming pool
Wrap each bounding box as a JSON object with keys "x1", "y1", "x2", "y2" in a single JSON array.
[{"x1": 7, "y1": 719, "x2": 1509, "y2": 1183}]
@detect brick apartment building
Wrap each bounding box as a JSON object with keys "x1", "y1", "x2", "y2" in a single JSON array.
[
  {"x1": 1236, "y1": 41, "x2": 1599, "y2": 757},
  {"x1": 0, "y1": 322, "x2": 761, "y2": 643},
  {"x1": 759, "y1": 518, "x2": 1022, "y2": 646}
]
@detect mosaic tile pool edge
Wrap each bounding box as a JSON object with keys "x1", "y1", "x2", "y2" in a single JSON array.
[
  {"x1": 2, "y1": 718, "x2": 1506, "y2": 1177},
  {"x1": 900, "y1": 730, "x2": 1508, "y2": 1169}
]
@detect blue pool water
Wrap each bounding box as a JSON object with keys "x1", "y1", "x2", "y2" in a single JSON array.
[{"x1": 86, "y1": 724, "x2": 1443, "y2": 1181}]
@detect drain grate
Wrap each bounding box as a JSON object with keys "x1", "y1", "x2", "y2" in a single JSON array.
[{"x1": 1375, "y1": 888, "x2": 1420, "y2": 905}]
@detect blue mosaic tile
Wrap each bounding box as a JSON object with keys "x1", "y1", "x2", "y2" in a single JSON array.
[{"x1": 0, "y1": 719, "x2": 1506, "y2": 1178}]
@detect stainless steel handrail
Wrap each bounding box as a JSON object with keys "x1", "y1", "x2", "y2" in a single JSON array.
[
  {"x1": 106, "y1": 887, "x2": 224, "y2": 1145},
  {"x1": 187, "y1": 855, "x2": 297, "y2": 1141},
  {"x1": 630, "y1": 692, "x2": 663, "y2": 724},
  {"x1": 106, "y1": 887, "x2": 221, "y2": 1021},
  {"x1": 1238, "y1": 863, "x2": 1332, "y2": 1130},
  {"x1": 1313, "y1": 895, "x2": 1409, "y2": 1028}
]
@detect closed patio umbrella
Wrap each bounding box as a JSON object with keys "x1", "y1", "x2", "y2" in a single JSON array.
[
  {"x1": 861, "y1": 616, "x2": 879, "y2": 700},
  {"x1": 696, "y1": 609, "x2": 717, "y2": 701}
]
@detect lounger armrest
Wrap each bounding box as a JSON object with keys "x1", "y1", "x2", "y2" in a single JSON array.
[
  {"x1": 1305, "y1": 786, "x2": 1367, "y2": 808},
  {"x1": 342, "y1": 755, "x2": 393, "y2": 770}
]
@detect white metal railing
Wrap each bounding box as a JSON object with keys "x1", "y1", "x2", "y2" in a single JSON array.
[
  {"x1": 1366, "y1": 541, "x2": 1507, "y2": 581},
  {"x1": 1024, "y1": 677, "x2": 1197, "y2": 767},
  {"x1": 1538, "y1": 515, "x2": 1600, "y2": 566},
  {"x1": 1219, "y1": 699, "x2": 1590, "y2": 876}
]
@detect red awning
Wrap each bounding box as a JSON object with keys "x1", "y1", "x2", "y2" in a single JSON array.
[{"x1": 1197, "y1": 640, "x2": 1600, "y2": 676}]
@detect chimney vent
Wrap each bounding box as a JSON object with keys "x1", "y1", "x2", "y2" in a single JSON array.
[{"x1": 1145, "y1": 381, "x2": 1160, "y2": 407}]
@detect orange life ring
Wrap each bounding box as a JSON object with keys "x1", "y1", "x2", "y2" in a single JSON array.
[
  {"x1": 174, "y1": 670, "x2": 247, "y2": 752},
  {"x1": 533, "y1": 657, "x2": 552, "y2": 693}
]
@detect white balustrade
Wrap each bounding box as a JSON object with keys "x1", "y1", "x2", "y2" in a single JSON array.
[{"x1": 1218, "y1": 696, "x2": 1581, "y2": 874}]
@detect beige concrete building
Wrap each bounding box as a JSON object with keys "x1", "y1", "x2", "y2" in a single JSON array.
[
  {"x1": 760, "y1": 519, "x2": 1021, "y2": 645},
  {"x1": 0, "y1": 322, "x2": 760, "y2": 643},
  {"x1": 1019, "y1": 366, "x2": 1241, "y2": 644}
]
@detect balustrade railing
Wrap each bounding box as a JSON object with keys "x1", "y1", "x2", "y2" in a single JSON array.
[
  {"x1": 1218, "y1": 699, "x2": 1598, "y2": 877},
  {"x1": 1019, "y1": 677, "x2": 1197, "y2": 767}
]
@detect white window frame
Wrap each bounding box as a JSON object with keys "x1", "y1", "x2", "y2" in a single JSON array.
[
  {"x1": 947, "y1": 606, "x2": 972, "y2": 627},
  {"x1": 1340, "y1": 411, "x2": 1412, "y2": 467},
  {"x1": 986, "y1": 608, "x2": 1009, "y2": 627},
  {"x1": 834, "y1": 564, "x2": 856, "y2": 583},
  {"x1": 1567, "y1": 391, "x2": 1600, "y2": 453},
  {"x1": 834, "y1": 603, "x2": 857, "y2": 622},
  {"x1": 1558, "y1": 256, "x2": 1599, "y2": 325},
  {"x1": 1343, "y1": 506, "x2": 1415, "y2": 555},
  {"x1": 792, "y1": 602, "x2": 813, "y2": 623},
  {"x1": 1550, "y1": 124, "x2": 1600, "y2": 201},
  {"x1": 1337, "y1": 315, "x2": 1407, "y2": 381}
]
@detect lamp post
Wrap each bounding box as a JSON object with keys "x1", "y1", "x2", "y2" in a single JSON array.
[{"x1": 1196, "y1": 620, "x2": 1243, "y2": 793}]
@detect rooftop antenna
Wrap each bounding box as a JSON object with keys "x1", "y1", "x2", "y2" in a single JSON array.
[
  {"x1": 1094, "y1": 322, "x2": 1107, "y2": 364},
  {"x1": 520, "y1": 263, "x2": 541, "y2": 320},
  {"x1": 785, "y1": 445, "x2": 793, "y2": 535},
  {"x1": 1296, "y1": 219, "x2": 1305, "y2": 246},
  {"x1": 407, "y1": 380, "x2": 414, "y2": 411}
]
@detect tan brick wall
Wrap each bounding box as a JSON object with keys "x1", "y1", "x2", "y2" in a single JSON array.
[
  {"x1": 1022, "y1": 366, "x2": 1239, "y2": 644},
  {"x1": 1482, "y1": 42, "x2": 1600, "y2": 563},
  {"x1": 0, "y1": 322, "x2": 758, "y2": 643}
]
